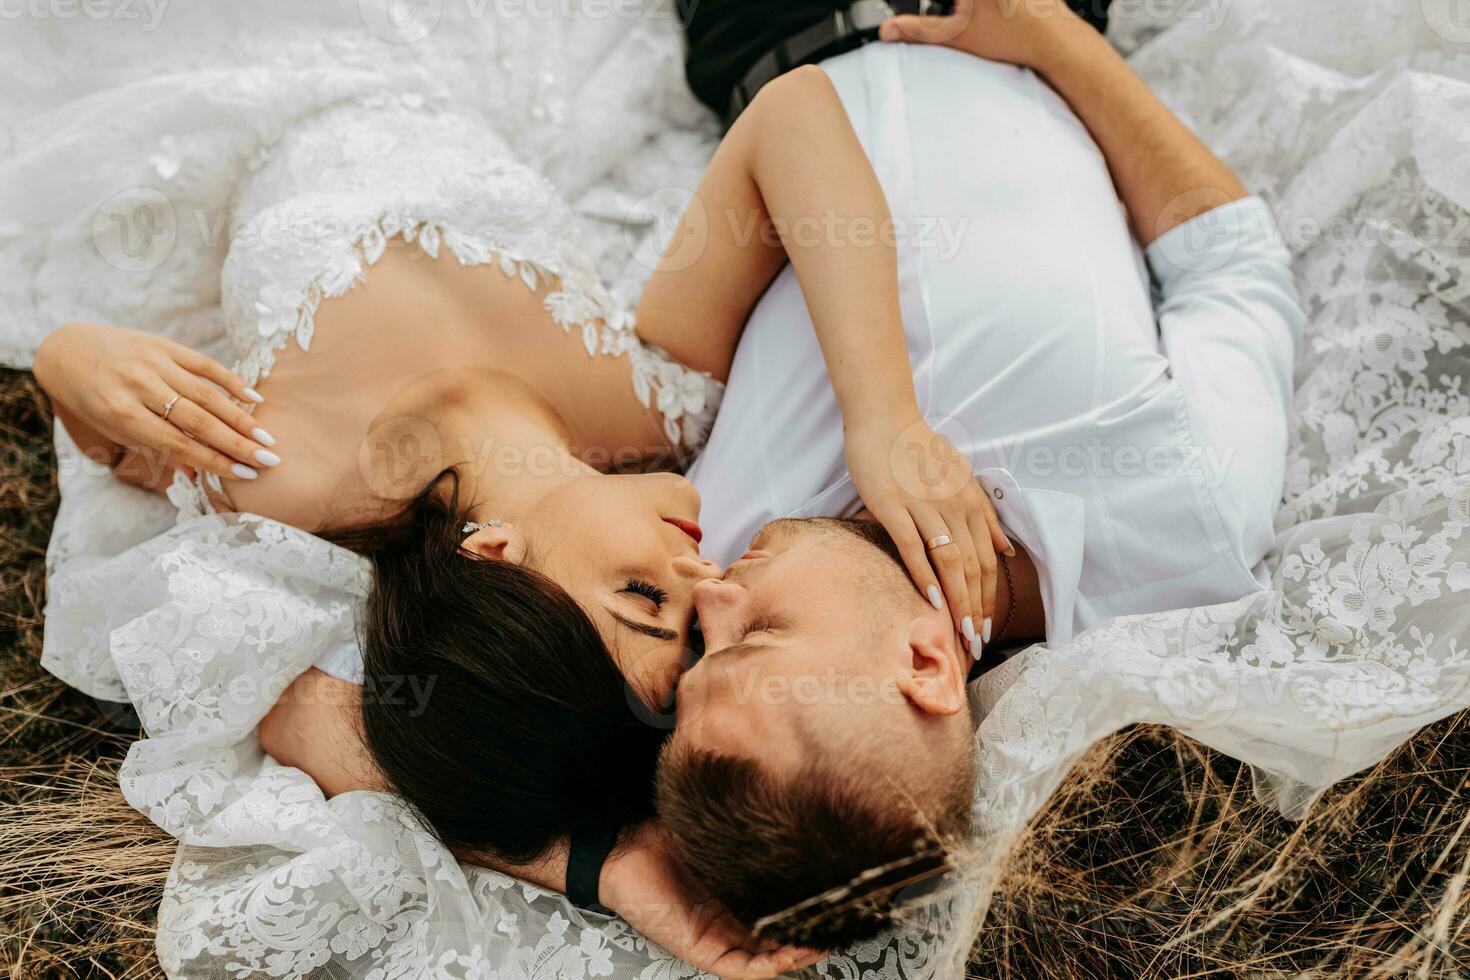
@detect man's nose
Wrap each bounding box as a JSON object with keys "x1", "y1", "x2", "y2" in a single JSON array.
[{"x1": 692, "y1": 578, "x2": 745, "y2": 646}]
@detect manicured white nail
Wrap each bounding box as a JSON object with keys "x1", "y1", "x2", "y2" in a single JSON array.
[
  {"x1": 962, "y1": 616, "x2": 975, "y2": 645},
  {"x1": 927, "y1": 586, "x2": 943, "y2": 610},
  {"x1": 982, "y1": 617, "x2": 993, "y2": 643},
  {"x1": 253, "y1": 449, "x2": 281, "y2": 467},
  {"x1": 243, "y1": 387, "x2": 264, "y2": 403},
  {"x1": 973, "y1": 637, "x2": 984, "y2": 661},
  {"x1": 230, "y1": 463, "x2": 258, "y2": 480},
  {"x1": 1004, "y1": 541, "x2": 1017, "y2": 557},
  {"x1": 251, "y1": 427, "x2": 276, "y2": 447}
]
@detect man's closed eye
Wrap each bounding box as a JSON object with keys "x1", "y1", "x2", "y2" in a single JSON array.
[{"x1": 738, "y1": 618, "x2": 781, "y2": 642}]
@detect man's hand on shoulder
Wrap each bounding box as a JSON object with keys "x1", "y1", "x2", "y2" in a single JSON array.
[{"x1": 877, "y1": 0, "x2": 1089, "y2": 69}]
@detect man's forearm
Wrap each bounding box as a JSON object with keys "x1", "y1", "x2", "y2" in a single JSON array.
[{"x1": 1030, "y1": 19, "x2": 1247, "y2": 245}]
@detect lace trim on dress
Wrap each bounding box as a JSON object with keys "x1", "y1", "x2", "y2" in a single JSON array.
[{"x1": 170, "y1": 211, "x2": 723, "y2": 519}]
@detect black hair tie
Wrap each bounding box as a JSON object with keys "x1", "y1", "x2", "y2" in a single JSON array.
[{"x1": 566, "y1": 824, "x2": 620, "y2": 915}]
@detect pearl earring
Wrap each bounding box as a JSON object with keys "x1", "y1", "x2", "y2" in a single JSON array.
[{"x1": 462, "y1": 518, "x2": 503, "y2": 534}]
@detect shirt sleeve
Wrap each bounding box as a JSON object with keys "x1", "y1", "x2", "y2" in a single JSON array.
[
  {"x1": 1146, "y1": 196, "x2": 1305, "y2": 581},
  {"x1": 1148, "y1": 195, "x2": 1304, "y2": 377},
  {"x1": 314, "y1": 639, "x2": 365, "y2": 686}
]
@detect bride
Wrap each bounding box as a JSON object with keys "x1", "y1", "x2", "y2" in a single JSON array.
[{"x1": 34, "y1": 62, "x2": 1005, "y2": 976}]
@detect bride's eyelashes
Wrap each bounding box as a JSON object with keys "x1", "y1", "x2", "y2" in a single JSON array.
[{"x1": 620, "y1": 578, "x2": 669, "y2": 610}]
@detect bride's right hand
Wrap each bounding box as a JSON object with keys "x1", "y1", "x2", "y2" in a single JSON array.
[{"x1": 33, "y1": 322, "x2": 278, "y2": 483}]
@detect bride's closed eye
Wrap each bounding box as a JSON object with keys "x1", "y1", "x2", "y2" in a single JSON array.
[{"x1": 620, "y1": 578, "x2": 668, "y2": 611}]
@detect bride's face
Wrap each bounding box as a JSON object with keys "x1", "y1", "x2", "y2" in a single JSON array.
[{"x1": 516, "y1": 472, "x2": 720, "y2": 714}]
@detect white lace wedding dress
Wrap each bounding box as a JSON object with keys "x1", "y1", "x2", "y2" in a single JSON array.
[
  {"x1": 169, "y1": 94, "x2": 721, "y2": 514},
  {"x1": 4, "y1": 0, "x2": 1470, "y2": 977}
]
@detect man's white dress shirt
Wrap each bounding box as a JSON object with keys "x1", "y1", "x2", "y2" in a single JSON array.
[{"x1": 688, "y1": 42, "x2": 1304, "y2": 649}]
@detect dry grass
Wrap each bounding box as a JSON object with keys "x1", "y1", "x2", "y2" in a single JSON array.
[
  {"x1": 970, "y1": 719, "x2": 1470, "y2": 977},
  {"x1": 0, "y1": 365, "x2": 1466, "y2": 979},
  {"x1": 0, "y1": 370, "x2": 169, "y2": 980}
]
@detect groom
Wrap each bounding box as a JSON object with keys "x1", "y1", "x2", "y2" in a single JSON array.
[{"x1": 653, "y1": 0, "x2": 1303, "y2": 949}]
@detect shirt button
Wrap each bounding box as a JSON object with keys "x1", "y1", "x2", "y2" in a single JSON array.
[{"x1": 993, "y1": 488, "x2": 1005, "y2": 499}]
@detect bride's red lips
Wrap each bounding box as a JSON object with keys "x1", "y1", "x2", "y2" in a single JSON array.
[{"x1": 664, "y1": 517, "x2": 702, "y2": 545}]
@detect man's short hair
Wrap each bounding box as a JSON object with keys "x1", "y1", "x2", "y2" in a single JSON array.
[{"x1": 655, "y1": 738, "x2": 972, "y2": 948}]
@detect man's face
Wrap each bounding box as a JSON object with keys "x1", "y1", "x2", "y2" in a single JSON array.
[{"x1": 673, "y1": 519, "x2": 921, "y2": 774}]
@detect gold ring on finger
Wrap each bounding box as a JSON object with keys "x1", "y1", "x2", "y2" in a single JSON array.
[
  {"x1": 924, "y1": 533, "x2": 954, "y2": 551},
  {"x1": 159, "y1": 393, "x2": 182, "y2": 421}
]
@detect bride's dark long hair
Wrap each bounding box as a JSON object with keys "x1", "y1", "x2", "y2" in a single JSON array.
[{"x1": 327, "y1": 471, "x2": 666, "y2": 866}]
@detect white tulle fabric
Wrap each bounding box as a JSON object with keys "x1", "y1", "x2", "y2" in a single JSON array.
[{"x1": 8, "y1": 0, "x2": 1470, "y2": 976}]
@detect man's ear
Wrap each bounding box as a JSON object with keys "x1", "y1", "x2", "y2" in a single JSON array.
[
  {"x1": 461, "y1": 521, "x2": 528, "y2": 565},
  {"x1": 894, "y1": 616, "x2": 967, "y2": 717}
]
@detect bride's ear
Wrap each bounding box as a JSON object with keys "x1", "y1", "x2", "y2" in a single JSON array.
[{"x1": 460, "y1": 522, "x2": 529, "y2": 565}]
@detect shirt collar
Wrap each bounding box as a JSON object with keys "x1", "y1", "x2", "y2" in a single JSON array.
[{"x1": 974, "y1": 467, "x2": 1086, "y2": 648}]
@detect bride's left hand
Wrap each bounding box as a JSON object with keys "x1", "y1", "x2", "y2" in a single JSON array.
[
  {"x1": 602, "y1": 823, "x2": 823, "y2": 979},
  {"x1": 844, "y1": 412, "x2": 1013, "y2": 656},
  {"x1": 33, "y1": 321, "x2": 271, "y2": 483}
]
